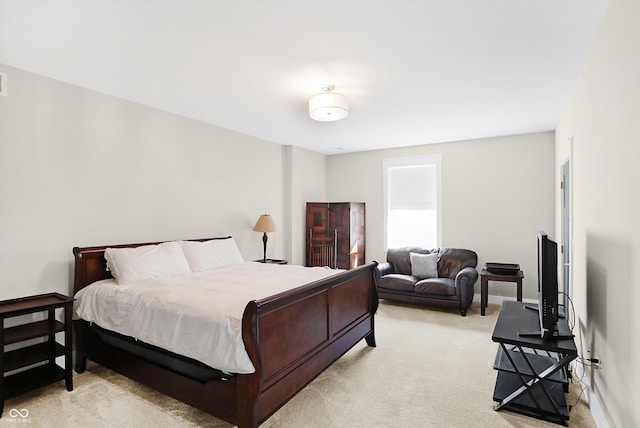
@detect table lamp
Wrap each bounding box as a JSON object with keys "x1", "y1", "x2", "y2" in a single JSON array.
[{"x1": 253, "y1": 214, "x2": 275, "y2": 262}]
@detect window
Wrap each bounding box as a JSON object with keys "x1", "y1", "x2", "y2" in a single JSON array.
[{"x1": 383, "y1": 155, "x2": 442, "y2": 250}]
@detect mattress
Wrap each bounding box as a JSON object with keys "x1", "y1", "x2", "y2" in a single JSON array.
[{"x1": 74, "y1": 262, "x2": 339, "y2": 374}]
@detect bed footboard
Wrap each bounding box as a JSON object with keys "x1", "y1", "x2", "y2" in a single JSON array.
[{"x1": 238, "y1": 261, "x2": 379, "y2": 427}]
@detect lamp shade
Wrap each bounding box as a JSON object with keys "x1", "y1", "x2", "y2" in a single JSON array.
[
  {"x1": 309, "y1": 86, "x2": 348, "y2": 121},
  {"x1": 253, "y1": 214, "x2": 275, "y2": 233}
]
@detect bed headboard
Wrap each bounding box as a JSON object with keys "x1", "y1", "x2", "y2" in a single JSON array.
[{"x1": 72, "y1": 236, "x2": 232, "y2": 295}]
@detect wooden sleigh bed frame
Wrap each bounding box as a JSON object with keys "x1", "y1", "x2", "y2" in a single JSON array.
[{"x1": 72, "y1": 237, "x2": 378, "y2": 428}]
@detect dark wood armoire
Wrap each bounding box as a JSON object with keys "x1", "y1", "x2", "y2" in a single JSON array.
[{"x1": 306, "y1": 202, "x2": 365, "y2": 269}]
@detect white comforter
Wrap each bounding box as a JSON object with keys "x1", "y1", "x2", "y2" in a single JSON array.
[{"x1": 74, "y1": 262, "x2": 340, "y2": 374}]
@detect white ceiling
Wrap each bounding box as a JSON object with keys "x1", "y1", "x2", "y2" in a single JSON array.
[{"x1": 0, "y1": 0, "x2": 608, "y2": 154}]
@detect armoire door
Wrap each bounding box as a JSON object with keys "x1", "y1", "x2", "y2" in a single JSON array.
[
  {"x1": 307, "y1": 203, "x2": 329, "y2": 235},
  {"x1": 347, "y1": 202, "x2": 366, "y2": 268},
  {"x1": 329, "y1": 203, "x2": 351, "y2": 269},
  {"x1": 306, "y1": 203, "x2": 337, "y2": 268}
]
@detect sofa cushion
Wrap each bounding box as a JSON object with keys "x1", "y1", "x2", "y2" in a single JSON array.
[
  {"x1": 387, "y1": 247, "x2": 436, "y2": 275},
  {"x1": 378, "y1": 273, "x2": 416, "y2": 292},
  {"x1": 415, "y1": 277, "x2": 456, "y2": 296}
]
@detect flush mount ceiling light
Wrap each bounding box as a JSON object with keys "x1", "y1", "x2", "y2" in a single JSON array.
[{"x1": 308, "y1": 85, "x2": 348, "y2": 121}]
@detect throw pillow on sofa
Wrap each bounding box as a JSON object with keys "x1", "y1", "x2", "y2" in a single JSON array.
[{"x1": 410, "y1": 252, "x2": 438, "y2": 279}]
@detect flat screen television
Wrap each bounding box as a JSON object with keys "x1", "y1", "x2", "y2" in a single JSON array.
[
  {"x1": 537, "y1": 231, "x2": 559, "y2": 339},
  {"x1": 520, "y1": 231, "x2": 572, "y2": 340}
]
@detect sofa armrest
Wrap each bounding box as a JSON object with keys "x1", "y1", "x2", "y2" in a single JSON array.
[
  {"x1": 375, "y1": 262, "x2": 394, "y2": 286},
  {"x1": 455, "y1": 266, "x2": 479, "y2": 306}
]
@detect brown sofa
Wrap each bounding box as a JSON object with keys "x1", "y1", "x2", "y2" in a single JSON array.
[{"x1": 375, "y1": 247, "x2": 478, "y2": 316}]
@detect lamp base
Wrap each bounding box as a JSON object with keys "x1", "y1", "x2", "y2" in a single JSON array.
[{"x1": 262, "y1": 232, "x2": 268, "y2": 263}]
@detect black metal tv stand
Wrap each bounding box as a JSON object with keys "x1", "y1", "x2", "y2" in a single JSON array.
[{"x1": 491, "y1": 301, "x2": 578, "y2": 426}]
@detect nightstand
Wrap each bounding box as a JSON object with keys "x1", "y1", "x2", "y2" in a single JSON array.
[
  {"x1": 254, "y1": 259, "x2": 288, "y2": 265},
  {"x1": 0, "y1": 293, "x2": 74, "y2": 415}
]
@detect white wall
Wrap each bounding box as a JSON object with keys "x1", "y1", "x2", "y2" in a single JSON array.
[
  {"x1": 556, "y1": 1, "x2": 640, "y2": 426},
  {"x1": 327, "y1": 132, "x2": 555, "y2": 300},
  {"x1": 0, "y1": 64, "x2": 294, "y2": 300},
  {"x1": 286, "y1": 145, "x2": 327, "y2": 266},
  {"x1": 0, "y1": 65, "x2": 560, "y2": 307}
]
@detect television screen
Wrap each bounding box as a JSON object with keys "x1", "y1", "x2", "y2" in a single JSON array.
[
  {"x1": 519, "y1": 232, "x2": 572, "y2": 340},
  {"x1": 537, "y1": 231, "x2": 559, "y2": 339}
]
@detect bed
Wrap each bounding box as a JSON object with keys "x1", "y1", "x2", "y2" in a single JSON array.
[{"x1": 72, "y1": 237, "x2": 378, "y2": 427}]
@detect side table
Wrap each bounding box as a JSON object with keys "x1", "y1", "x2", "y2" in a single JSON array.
[
  {"x1": 0, "y1": 293, "x2": 74, "y2": 416},
  {"x1": 480, "y1": 269, "x2": 524, "y2": 316}
]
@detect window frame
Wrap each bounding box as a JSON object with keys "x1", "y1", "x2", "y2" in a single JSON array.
[{"x1": 382, "y1": 154, "x2": 442, "y2": 251}]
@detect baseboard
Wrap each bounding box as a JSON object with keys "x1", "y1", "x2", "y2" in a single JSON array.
[{"x1": 574, "y1": 359, "x2": 610, "y2": 428}]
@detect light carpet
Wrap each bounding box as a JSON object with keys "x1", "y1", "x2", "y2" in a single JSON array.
[{"x1": 1, "y1": 302, "x2": 595, "y2": 427}]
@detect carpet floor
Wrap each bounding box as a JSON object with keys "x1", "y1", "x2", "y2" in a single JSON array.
[{"x1": 0, "y1": 301, "x2": 595, "y2": 427}]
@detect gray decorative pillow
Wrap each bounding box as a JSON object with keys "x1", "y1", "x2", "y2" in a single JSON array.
[{"x1": 410, "y1": 252, "x2": 439, "y2": 279}]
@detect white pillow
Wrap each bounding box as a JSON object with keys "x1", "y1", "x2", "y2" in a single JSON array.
[
  {"x1": 180, "y1": 238, "x2": 244, "y2": 272},
  {"x1": 410, "y1": 252, "x2": 439, "y2": 279},
  {"x1": 105, "y1": 241, "x2": 191, "y2": 284}
]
